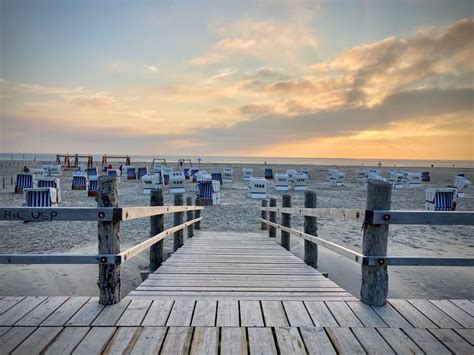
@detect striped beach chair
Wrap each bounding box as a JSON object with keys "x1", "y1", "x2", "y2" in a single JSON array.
[
  {"x1": 211, "y1": 172, "x2": 222, "y2": 185},
  {"x1": 406, "y1": 172, "x2": 422, "y2": 188},
  {"x1": 293, "y1": 173, "x2": 307, "y2": 191},
  {"x1": 127, "y1": 167, "x2": 137, "y2": 180},
  {"x1": 196, "y1": 180, "x2": 214, "y2": 206},
  {"x1": 425, "y1": 188, "x2": 456, "y2": 211},
  {"x1": 37, "y1": 177, "x2": 61, "y2": 204},
  {"x1": 222, "y1": 168, "x2": 233, "y2": 183},
  {"x1": 248, "y1": 177, "x2": 267, "y2": 199},
  {"x1": 142, "y1": 173, "x2": 162, "y2": 194},
  {"x1": 453, "y1": 175, "x2": 471, "y2": 198},
  {"x1": 87, "y1": 167, "x2": 98, "y2": 177},
  {"x1": 24, "y1": 187, "x2": 58, "y2": 207},
  {"x1": 242, "y1": 168, "x2": 253, "y2": 181},
  {"x1": 275, "y1": 173, "x2": 289, "y2": 192},
  {"x1": 264, "y1": 168, "x2": 273, "y2": 180},
  {"x1": 88, "y1": 176, "x2": 98, "y2": 197},
  {"x1": 161, "y1": 167, "x2": 173, "y2": 185},
  {"x1": 138, "y1": 167, "x2": 148, "y2": 179},
  {"x1": 107, "y1": 169, "x2": 121, "y2": 177},
  {"x1": 72, "y1": 173, "x2": 88, "y2": 190},
  {"x1": 184, "y1": 168, "x2": 191, "y2": 180},
  {"x1": 15, "y1": 173, "x2": 34, "y2": 193},
  {"x1": 300, "y1": 167, "x2": 310, "y2": 179},
  {"x1": 169, "y1": 172, "x2": 186, "y2": 193}
]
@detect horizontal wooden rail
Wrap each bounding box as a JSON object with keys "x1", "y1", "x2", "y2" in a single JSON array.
[
  {"x1": 364, "y1": 210, "x2": 474, "y2": 225},
  {"x1": 0, "y1": 217, "x2": 203, "y2": 265},
  {"x1": 261, "y1": 207, "x2": 365, "y2": 220},
  {"x1": 0, "y1": 206, "x2": 204, "y2": 222},
  {"x1": 260, "y1": 218, "x2": 365, "y2": 263}
]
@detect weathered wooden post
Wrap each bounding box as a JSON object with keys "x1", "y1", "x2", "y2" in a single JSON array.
[
  {"x1": 186, "y1": 196, "x2": 194, "y2": 238},
  {"x1": 2, "y1": 177, "x2": 4, "y2": 189},
  {"x1": 261, "y1": 200, "x2": 268, "y2": 230},
  {"x1": 10, "y1": 177, "x2": 13, "y2": 186},
  {"x1": 269, "y1": 198, "x2": 277, "y2": 238},
  {"x1": 304, "y1": 191, "x2": 318, "y2": 268},
  {"x1": 281, "y1": 195, "x2": 291, "y2": 250},
  {"x1": 360, "y1": 179, "x2": 392, "y2": 306},
  {"x1": 174, "y1": 193, "x2": 184, "y2": 251},
  {"x1": 150, "y1": 189, "x2": 164, "y2": 272},
  {"x1": 96, "y1": 176, "x2": 121, "y2": 305},
  {"x1": 195, "y1": 208, "x2": 201, "y2": 230}
]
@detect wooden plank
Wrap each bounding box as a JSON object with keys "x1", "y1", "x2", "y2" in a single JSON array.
[
  {"x1": 221, "y1": 327, "x2": 247, "y2": 355},
  {"x1": 135, "y1": 286, "x2": 343, "y2": 292},
  {"x1": 283, "y1": 301, "x2": 313, "y2": 326},
  {"x1": 377, "y1": 328, "x2": 423, "y2": 354},
  {"x1": 0, "y1": 296, "x2": 46, "y2": 326},
  {"x1": 191, "y1": 300, "x2": 217, "y2": 326},
  {"x1": 0, "y1": 327, "x2": 10, "y2": 337},
  {"x1": 326, "y1": 301, "x2": 364, "y2": 327},
  {"x1": 66, "y1": 297, "x2": 104, "y2": 326},
  {"x1": 430, "y1": 299, "x2": 474, "y2": 328},
  {"x1": 190, "y1": 327, "x2": 218, "y2": 355},
  {"x1": 240, "y1": 301, "x2": 264, "y2": 326},
  {"x1": 91, "y1": 299, "x2": 131, "y2": 326},
  {"x1": 351, "y1": 328, "x2": 394, "y2": 354},
  {"x1": 247, "y1": 327, "x2": 277, "y2": 355},
  {"x1": 127, "y1": 294, "x2": 357, "y2": 301},
  {"x1": 142, "y1": 279, "x2": 335, "y2": 288},
  {"x1": 346, "y1": 301, "x2": 387, "y2": 327},
  {"x1": 11, "y1": 327, "x2": 62, "y2": 355},
  {"x1": 325, "y1": 328, "x2": 366, "y2": 355},
  {"x1": 149, "y1": 274, "x2": 327, "y2": 281},
  {"x1": 299, "y1": 326, "x2": 336, "y2": 355},
  {"x1": 15, "y1": 296, "x2": 68, "y2": 326},
  {"x1": 274, "y1": 327, "x2": 306, "y2": 355},
  {"x1": 160, "y1": 327, "x2": 192, "y2": 354},
  {"x1": 429, "y1": 328, "x2": 474, "y2": 354},
  {"x1": 455, "y1": 329, "x2": 474, "y2": 345},
  {"x1": 104, "y1": 327, "x2": 141, "y2": 354},
  {"x1": 0, "y1": 296, "x2": 25, "y2": 315},
  {"x1": 42, "y1": 297, "x2": 90, "y2": 326},
  {"x1": 371, "y1": 303, "x2": 413, "y2": 328},
  {"x1": 405, "y1": 328, "x2": 451, "y2": 354},
  {"x1": 72, "y1": 327, "x2": 116, "y2": 355},
  {"x1": 43, "y1": 327, "x2": 89, "y2": 355},
  {"x1": 216, "y1": 300, "x2": 239, "y2": 327},
  {"x1": 130, "y1": 327, "x2": 166, "y2": 355},
  {"x1": 408, "y1": 299, "x2": 462, "y2": 328},
  {"x1": 261, "y1": 301, "x2": 289, "y2": 327},
  {"x1": 304, "y1": 302, "x2": 338, "y2": 327},
  {"x1": 389, "y1": 299, "x2": 437, "y2": 328},
  {"x1": 166, "y1": 300, "x2": 195, "y2": 326},
  {"x1": 0, "y1": 327, "x2": 36, "y2": 354},
  {"x1": 450, "y1": 299, "x2": 474, "y2": 317},
  {"x1": 116, "y1": 299, "x2": 152, "y2": 326},
  {"x1": 141, "y1": 300, "x2": 174, "y2": 326}
]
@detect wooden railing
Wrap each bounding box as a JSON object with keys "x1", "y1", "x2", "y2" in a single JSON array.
[
  {"x1": 0, "y1": 176, "x2": 203, "y2": 304},
  {"x1": 260, "y1": 179, "x2": 474, "y2": 306}
]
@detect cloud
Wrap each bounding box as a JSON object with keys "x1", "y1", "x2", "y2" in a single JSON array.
[{"x1": 147, "y1": 65, "x2": 159, "y2": 73}]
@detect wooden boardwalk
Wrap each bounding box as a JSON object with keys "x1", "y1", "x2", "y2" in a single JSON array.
[{"x1": 0, "y1": 231, "x2": 473, "y2": 354}]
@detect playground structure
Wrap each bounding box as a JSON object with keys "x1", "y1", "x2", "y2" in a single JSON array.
[
  {"x1": 100, "y1": 155, "x2": 131, "y2": 168},
  {"x1": 176, "y1": 158, "x2": 193, "y2": 169},
  {"x1": 56, "y1": 154, "x2": 93, "y2": 170}
]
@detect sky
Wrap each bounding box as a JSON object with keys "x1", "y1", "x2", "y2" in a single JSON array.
[{"x1": 0, "y1": 0, "x2": 473, "y2": 160}]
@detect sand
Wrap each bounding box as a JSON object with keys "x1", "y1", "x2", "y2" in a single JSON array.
[{"x1": 0, "y1": 160, "x2": 473, "y2": 299}]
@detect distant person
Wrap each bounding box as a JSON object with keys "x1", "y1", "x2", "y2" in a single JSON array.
[
  {"x1": 108, "y1": 164, "x2": 113, "y2": 170},
  {"x1": 431, "y1": 164, "x2": 434, "y2": 167},
  {"x1": 23, "y1": 166, "x2": 29, "y2": 173},
  {"x1": 264, "y1": 161, "x2": 267, "y2": 165},
  {"x1": 119, "y1": 164, "x2": 123, "y2": 171},
  {"x1": 180, "y1": 160, "x2": 183, "y2": 167}
]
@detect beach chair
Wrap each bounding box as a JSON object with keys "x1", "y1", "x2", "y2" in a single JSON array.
[
  {"x1": 274, "y1": 173, "x2": 289, "y2": 191},
  {"x1": 300, "y1": 167, "x2": 310, "y2": 179},
  {"x1": 88, "y1": 176, "x2": 98, "y2": 197},
  {"x1": 248, "y1": 177, "x2": 267, "y2": 199},
  {"x1": 184, "y1": 168, "x2": 191, "y2": 180},
  {"x1": 43, "y1": 164, "x2": 62, "y2": 177},
  {"x1": 356, "y1": 169, "x2": 366, "y2": 183},
  {"x1": 15, "y1": 173, "x2": 34, "y2": 193},
  {"x1": 211, "y1": 172, "x2": 223, "y2": 185},
  {"x1": 142, "y1": 173, "x2": 162, "y2": 194},
  {"x1": 242, "y1": 168, "x2": 253, "y2": 181},
  {"x1": 406, "y1": 172, "x2": 422, "y2": 188},
  {"x1": 24, "y1": 187, "x2": 58, "y2": 207},
  {"x1": 425, "y1": 188, "x2": 456, "y2": 211},
  {"x1": 196, "y1": 180, "x2": 214, "y2": 206},
  {"x1": 222, "y1": 168, "x2": 233, "y2": 183},
  {"x1": 286, "y1": 169, "x2": 297, "y2": 182},
  {"x1": 169, "y1": 172, "x2": 186, "y2": 193},
  {"x1": 86, "y1": 167, "x2": 98, "y2": 177},
  {"x1": 264, "y1": 168, "x2": 273, "y2": 180},
  {"x1": 30, "y1": 168, "x2": 48, "y2": 180},
  {"x1": 107, "y1": 169, "x2": 121, "y2": 177},
  {"x1": 422, "y1": 171, "x2": 430, "y2": 182},
  {"x1": 329, "y1": 170, "x2": 345, "y2": 187},
  {"x1": 161, "y1": 167, "x2": 173, "y2": 185},
  {"x1": 127, "y1": 167, "x2": 137, "y2": 180},
  {"x1": 37, "y1": 177, "x2": 61, "y2": 204},
  {"x1": 293, "y1": 172, "x2": 307, "y2": 191},
  {"x1": 72, "y1": 172, "x2": 88, "y2": 190},
  {"x1": 387, "y1": 170, "x2": 404, "y2": 189},
  {"x1": 138, "y1": 167, "x2": 148, "y2": 179},
  {"x1": 453, "y1": 175, "x2": 471, "y2": 198}
]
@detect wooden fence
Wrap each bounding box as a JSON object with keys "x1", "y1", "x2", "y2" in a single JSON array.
[
  {"x1": 0, "y1": 176, "x2": 203, "y2": 305},
  {"x1": 260, "y1": 179, "x2": 474, "y2": 306}
]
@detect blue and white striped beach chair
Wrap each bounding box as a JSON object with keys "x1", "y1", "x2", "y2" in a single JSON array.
[
  {"x1": 196, "y1": 180, "x2": 214, "y2": 206},
  {"x1": 211, "y1": 172, "x2": 222, "y2": 185},
  {"x1": 24, "y1": 187, "x2": 58, "y2": 207},
  {"x1": 425, "y1": 188, "x2": 456, "y2": 211},
  {"x1": 87, "y1": 167, "x2": 98, "y2": 177},
  {"x1": 127, "y1": 167, "x2": 137, "y2": 180},
  {"x1": 72, "y1": 175, "x2": 88, "y2": 190},
  {"x1": 15, "y1": 173, "x2": 34, "y2": 193},
  {"x1": 88, "y1": 176, "x2": 98, "y2": 197},
  {"x1": 138, "y1": 167, "x2": 148, "y2": 179},
  {"x1": 37, "y1": 177, "x2": 61, "y2": 204}
]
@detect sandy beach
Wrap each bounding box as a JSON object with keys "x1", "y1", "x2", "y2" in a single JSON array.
[{"x1": 0, "y1": 160, "x2": 473, "y2": 299}]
